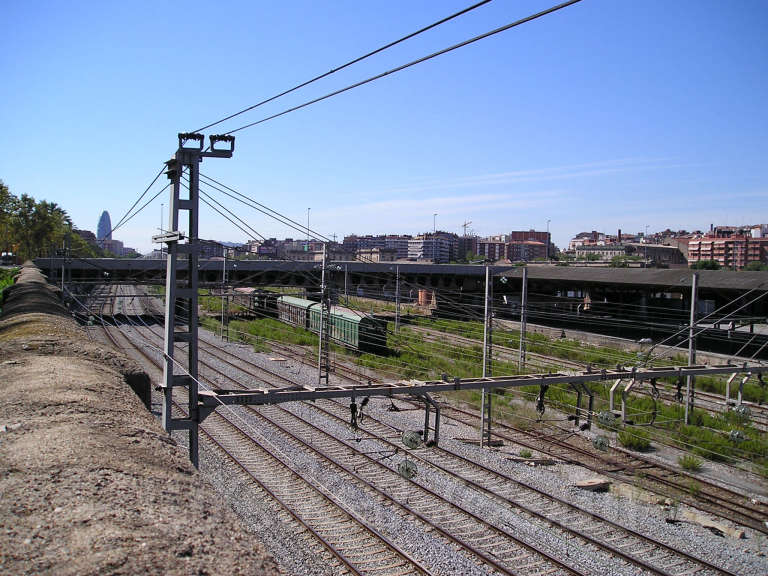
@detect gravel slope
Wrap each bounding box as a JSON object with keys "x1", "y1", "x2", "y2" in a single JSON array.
[{"x1": 0, "y1": 271, "x2": 279, "y2": 576}]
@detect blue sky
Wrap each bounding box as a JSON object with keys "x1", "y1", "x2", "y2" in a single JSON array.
[{"x1": 2, "y1": 0, "x2": 767, "y2": 253}]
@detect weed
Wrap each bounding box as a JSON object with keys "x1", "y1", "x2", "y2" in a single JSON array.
[
  {"x1": 519, "y1": 449, "x2": 533, "y2": 459},
  {"x1": 617, "y1": 427, "x2": 652, "y2": 452},
  {"x1": 678, "y1": 454, "x2": 703, "y2": 472},
  {"x1": 687, "y1": 479, "x2": 701, "y2": 497}
]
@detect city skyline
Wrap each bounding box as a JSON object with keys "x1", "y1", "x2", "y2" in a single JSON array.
[{"x1": 2, "y1": 1, "x2": 766, "y2": 253}]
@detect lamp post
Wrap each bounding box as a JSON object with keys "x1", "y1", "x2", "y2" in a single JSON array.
[
  {"x1": 160, "y1": 203, "x2": 164, "y2": 259},
  {"x1": 307, "y1": 208, "x2": 311, "y2": 251},
  {"x1": 433, "y1": 212, "x2": 437, "y2": 263},
  {"x1": 645, "y1": 224, "x2": 649, "y2": 264},
  {"x1": 546, "y1": 218, "x2": 551, "y2": 261}
]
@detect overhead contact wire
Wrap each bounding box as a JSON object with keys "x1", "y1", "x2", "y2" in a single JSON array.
[
  {"x1": 110, "y1": 165, "x2": 167, "y2": 236},
  {"x1": 192, "y1": 0, "x2": 494, "y2": 133},
  {"x1": 224, "y1": 0, "x2": 583, "y2": 135}
]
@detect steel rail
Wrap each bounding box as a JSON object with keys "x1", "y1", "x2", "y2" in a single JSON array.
[
  {"x1": 438, "y1": 403, "x2": 768, "y2": 535},
  {"x1": 219, "y1": 322, "x2": 768, "y2": 535},
  {"x1": 130, "y1": 323, "x2": 583, "y2": 575},
  {"x1": 136, "y1": 319, "x2": 738, "y2": 576},
  {"x1": 100, "y1": 313, "x2": 427, "y2": 576},
  {"x1": 183, "y1": 327, "x2": 742, "y2": 576}
]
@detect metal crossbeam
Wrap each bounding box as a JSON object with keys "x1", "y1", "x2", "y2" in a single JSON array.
[{"x1": 198, "y1": 363, "x2": 764, "y2": 411}]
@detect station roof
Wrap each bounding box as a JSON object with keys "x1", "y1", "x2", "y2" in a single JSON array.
[
  {"x1": 497, "y1": 267, "x2": 768, "y2": 291},
  {"x1": 34, "y1": 257, "x2": 768, "y2": 293}
]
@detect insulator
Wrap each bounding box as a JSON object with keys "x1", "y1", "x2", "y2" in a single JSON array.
[
  {"x1": 592, "y1": 436, "x2": 609, "y2": 451},
  {"x1": 401, "y1": 431, "x2": 422, "y2": 449},
  {"x1": 598, "y1": 411, "x2": 618, "y2": 429},
  {"x1": 398, "y1": 459, "x2": 418, "y2": 479},
  {"x1": 729, "y1": 429, "x2": 746, "y2": 443},
  {"x1": 733, "y1": 404, "x2": 752, "y2": 419},
  {"x1": 349, "y1": 400, "x2": 358, "y2": 430},
  {"x1": 675, "y1": 376, "x2": 684, "y2": 403}
]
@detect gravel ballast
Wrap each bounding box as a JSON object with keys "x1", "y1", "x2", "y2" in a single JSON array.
[{"x1": 152, "y1": 324, "x2": 768, "y2": 575}]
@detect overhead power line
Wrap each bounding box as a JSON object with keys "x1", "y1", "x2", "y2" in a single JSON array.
[
  {"x1": 112, "y1": 182, "x2": 170, "y2": 235},
  {"x1": 225, "y1": 0, "x2": 583, "y2": 135},
  {"x1": 200, "y1": 172, "x2": 332, "y2": 243},
  {"x1": 192, "y1": 0, "x2": 494, "y2": 134},
  {"x1": 110, "y1": 165, "x2": 167, "y2": 236}
]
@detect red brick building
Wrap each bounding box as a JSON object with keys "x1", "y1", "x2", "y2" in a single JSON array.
[{"x1": 688, "y1": 235, "x2": 768, "y2": 269}]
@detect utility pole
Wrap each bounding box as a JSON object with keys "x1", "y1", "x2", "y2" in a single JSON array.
[
  {"x1": 644, "y1": 224, "x2": 649, "y2": 264},
  {"x1": 220, "y1": 248, "x2": 227, "y2": 341},
  {"x1": 518, "y1": 266, "x2": 528, "y2": 370},
  {"x1": 395, "y1": 265, "x2": 401, "y2": 333},
  {"x1": 685, "y1": 272, "x2": 699, "y2": 424},
  {"x1": 317, "y1": 243, "x2": 331, "y2": 387},
  {"x1": 160, "y1": 203, "x2": 164, "y2": 259},
  {"x1": 60, "y1": 240, "x2": 65, "y2": 293},
  {"x1": 154, "y1": 132, "x2": 234, "y2": 468},
  {"x1": 546, "y1": 219, "x2": 551, "y2": 261},
  {"x1": 433, "y1": 213, "x2": 437, "y2": 263},
  {"x1": 462, "y1": 220, "x2": 472, "y2": 237},
  {"x1": 344, "y1": 264, "x2": 348, "y2": 305},
  {"x1": 480, "y1": 266, "x2": 493, "y2": 446}
]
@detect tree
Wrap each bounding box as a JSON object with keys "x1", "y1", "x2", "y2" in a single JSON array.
[
  {"x1": 691, "y1": 259, "x2": 721, "y2": 270},
  {"x1": 610, "y1": 255, "x2": 629, "y2": 268},
  {"x1": 0, "y1": 180, "x2": 16, "y2": 253},
  {"x1": 744, "y1": 261, "x2": 768, "y2": 272},
  {"x1": 0, "y1": 180, "x2": 100, "y2": 260},
  {"x1": 15, "y1": 193, "x2": 36, "y2": 260}
]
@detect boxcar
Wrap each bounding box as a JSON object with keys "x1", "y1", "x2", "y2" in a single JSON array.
[
  {"x1": 308, "y1": 304, "x2": 388, "y2": 354},
  {"x1": 277, "y1": 295, "x2": 316, "y2": 328},
  {"x1": 278, "y1": 295, "x2": 387, "y2": 354}
]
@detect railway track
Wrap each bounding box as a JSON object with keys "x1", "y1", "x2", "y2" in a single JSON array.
[
  {"x1": 408, "y1": 323, "x2": 768, "y2": 430},
  {"x1": 97, "y1": 309, "x2": 431, "y2": 576},
  {"x1": 439, "y1": 403, "x2": 768, "y2": 535},
  {"x1": 128, "y1": 323, "x2": 585, "y2": 574},
  {"x1": 406, "y1": 325, "x2": 585, "y2": 372},
  {"x1": 125, "y1": 316, "x2": 753, "y2": 574},
  {"x1": 82, "y1": 288, "x2": 768, "y2": 574},
  {"x1": 234, "y1": 322, "x2": 768, "y2": 536}
]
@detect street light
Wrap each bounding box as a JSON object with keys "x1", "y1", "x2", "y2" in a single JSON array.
[
  {"x1": 307, "y1": 208, "x2": 311, "y2": 251},
  {"x1": 160, "y1": 203, "x2": 164, "y2": 259},
  {"x1": 645, "y1": 224, "x2": 649, "y2": 263}
]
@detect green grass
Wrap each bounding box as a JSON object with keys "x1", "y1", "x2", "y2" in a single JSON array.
[
  {"x1": 200, "y1": 315, "x2": 318, "y2": 355},
  {"x1": 197, "y1": 303, "x2": 768, "y2": 471},
  {"x1": 345, "y1": 296, "x2": 427, "y2": 316},
  {"x1": 617, "y1": 427, "x2": 652, "y2": 451},
  {"x1": 519, "y1": 449, "x2": 533, "y2": 458},
  {"x1": 678, "y1": 454, "x2": 703, "y2": 472},
  {"x1": 0, "y1": 267, "x2": 18, "y2": 290},
  {"x1": 0, "y1": 267, "x2": 19, "y2": 314},
  {"x1": 412, "y1": 316, "x2": 657, "y2": 368}
]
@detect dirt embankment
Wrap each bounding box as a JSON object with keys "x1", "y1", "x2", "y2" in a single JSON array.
[{"x1": 0, "y1": 265, "x2": 279, "y2": 575}]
